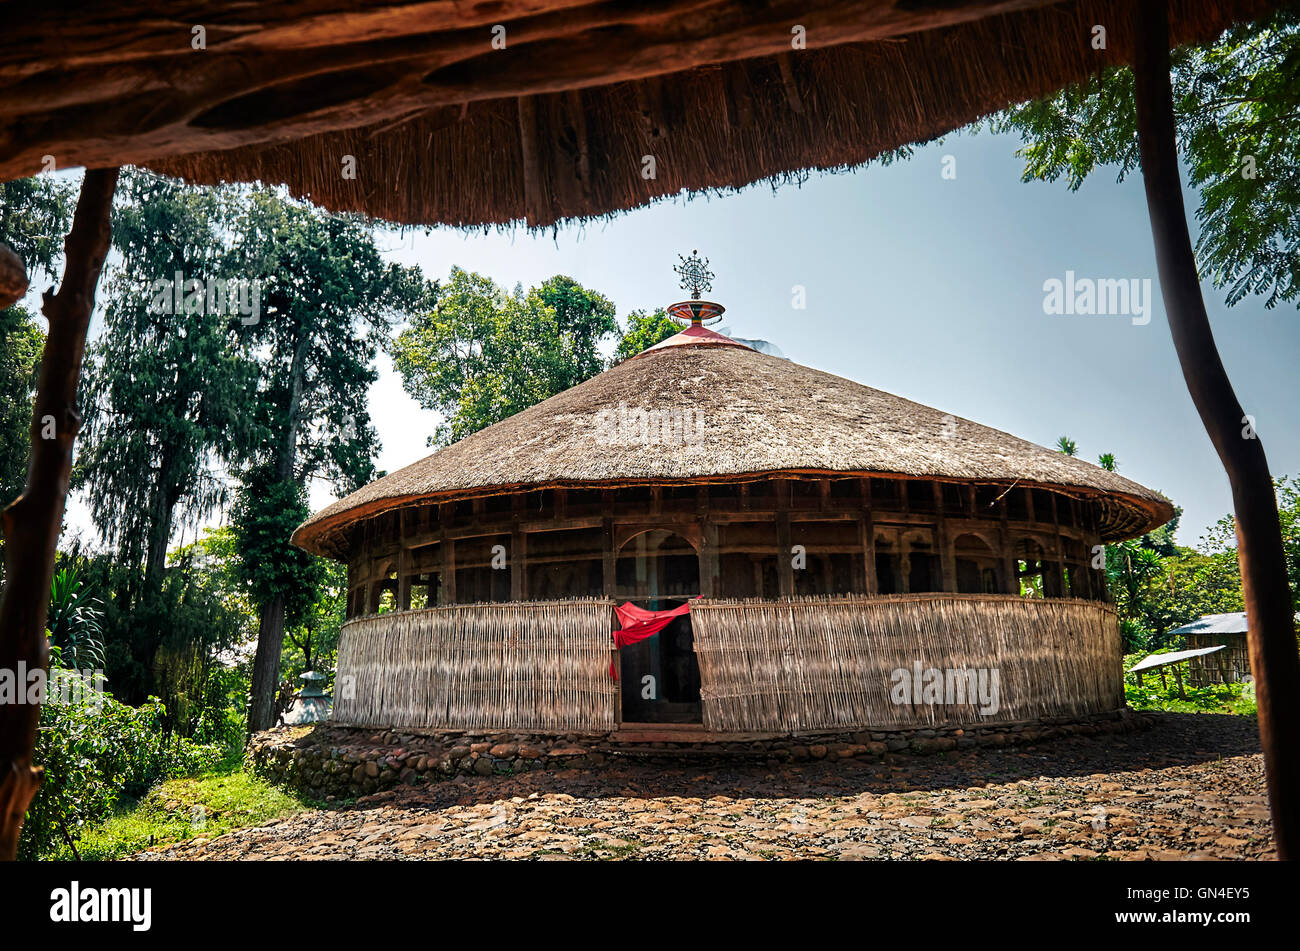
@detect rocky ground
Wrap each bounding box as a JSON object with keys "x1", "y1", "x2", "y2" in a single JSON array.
[{"x1": 136, "y1": 713, "x2": 1273, "y2": 861}]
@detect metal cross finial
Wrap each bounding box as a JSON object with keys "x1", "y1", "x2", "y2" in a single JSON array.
[{"x1": 673, "y1": 249, "x2": 714, "y2": 299}]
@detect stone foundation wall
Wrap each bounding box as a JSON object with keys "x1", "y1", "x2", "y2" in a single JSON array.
[{"x1": 248, "y1": 709, "x2": 1153, "y2": 801}]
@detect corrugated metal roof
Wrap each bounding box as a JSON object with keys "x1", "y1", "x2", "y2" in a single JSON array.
[
  {"x1": 1169, "y1": 613, "x2": 1249, "y2": 636},
  {"x1": 1129, "y1": 645, "x2": 1226, "y2": 673}
]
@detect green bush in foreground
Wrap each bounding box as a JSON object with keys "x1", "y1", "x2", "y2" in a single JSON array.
[
  {"x1": 20, "y1": 678, "x2": 223, "y2": 861},
  {"x1": 43, "y1": 767, "x2": 305, "y2": 861}
]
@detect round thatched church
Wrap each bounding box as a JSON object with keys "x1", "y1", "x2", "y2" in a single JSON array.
[{"x1": 293, "y1": 283, "x2": 1172, "y2": 737}]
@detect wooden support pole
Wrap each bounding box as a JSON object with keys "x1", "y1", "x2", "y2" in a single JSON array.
[
  {"x1": 439, "y1": 504, "x2": 457, "y2": 605},
  {"x1": 564, "y1": 89, "x2": 592, "y2": 202},
  {"x1": 397, "y1": 547, "x2": 412, "y2": 611},
  {"x1": 397, "y1": 510, "x2": 412, "y2": 610},
  {"x1": 860, "y1": 479, "x2": 877, "y2": 596},
  {"x1": 602, "y1": 514, "x2": 616, "y2": 598},
  {"x1": 0, "y1": 167, "x2": 118, "y2": 862},
  {"x1": 1134, "y1": 0, "x2": 1300, "y2": 860},
  {"x1": 776, "y1": 480, "x2": 793, "y2": 598},
  {"x1": 511, "y1": 526, "x2": 526, "y2": 601},
  {"x1": 516, "y1": 95, "x2": 544, "y2": 226},
  {"x1": 936, "y1": 482, "x2": 956, "y2": 593},
  {"x1": 700, "y1": 520, "x2": 719, "y2": 598}
]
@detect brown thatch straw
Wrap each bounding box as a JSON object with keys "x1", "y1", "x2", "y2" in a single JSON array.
[
  {"x1": 691, "y1": 593, "x2": 1122, "y2": 733},
  {"x1": 140, "y1": 0, "x2": 1277, "y2": 229},
  {"x1": 333, "y1": 599, "x2": 617, "y2": 731},
  {"x1": 294, "y1": 341, "x2": 1173, "y2": 558}
]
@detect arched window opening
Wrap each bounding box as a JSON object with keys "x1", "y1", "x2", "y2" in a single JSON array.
[{"x1": 954, "y1": 532, "x2": 1000, "y2": 594}]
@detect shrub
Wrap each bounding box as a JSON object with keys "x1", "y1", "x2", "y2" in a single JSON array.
[{"x1": 20, "y1": 684, "x2": 223, "y2": 860}]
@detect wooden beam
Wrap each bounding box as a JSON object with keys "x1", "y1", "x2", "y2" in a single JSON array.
[
  {"x1": 565, "y1": 88, "x2": 592, "y2": 201},
  {"x1": 1134, "y1": 0, "x2": 1300, "y2": 859},
  {"x1": 776, "y1": 51, "x2": 805, "y2": 114}
]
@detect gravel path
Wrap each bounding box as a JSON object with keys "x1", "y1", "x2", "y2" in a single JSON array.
[{"x1": 136, "y1": 713, "x2": 1273, "y2": 861}]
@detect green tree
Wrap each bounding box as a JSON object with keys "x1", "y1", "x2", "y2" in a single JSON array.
[
  {"x1": 228, "y1": 189, "x2": 429, "y2": 732},
  {"x1": 392, "y1": 267, "x2": 617, "y2": 444},
  {"x1": 1054, "y1": 435, "x2": 1078, "y2": 456},
  {"x1": 78, "y1": 170, "x2": 258, "y2": 617},
  {"x1": 1097, "y1": 452, "x2": 1118, "y2": 472},
  {"x1": 0, "y1": 306, "x2": 44, "y2": 509},
  {"x1": 0, "y1": 176, "x2": 75, "y2": 517},
  {"x1": 0, "y1": 176, "x2": 76, "y2": 285},
  {"x1": 990, "y1": 7, "x2": 1300, "y2": 309},
  {"x1": 612, "y1": 308, "x2": 678, "y2": 363}
]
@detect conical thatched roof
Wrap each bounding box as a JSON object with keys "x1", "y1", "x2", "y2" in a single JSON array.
[
  {"x1": 292, "y1": 331, "x2": 1174, "y2": 557},
  {"x1": 1, "y1": 0, "x2": 1277, "y2": 228}
]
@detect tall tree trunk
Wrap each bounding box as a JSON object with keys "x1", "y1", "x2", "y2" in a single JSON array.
[
  {"x1": 246, "y1": 330, "x2": 310, "y2": 734},
  {"x1": 142, "y1": 480, "x2": 175, "y2": 603},
  {"x1": 247, "y1": 592, "x2": 287, "y2": 732},
  {"x1": 1133, "y1": 0, "x2": 1300, "y2": 859},
  {"x1": 0, "y1": 167, "x2": 118, "y2": 861}
]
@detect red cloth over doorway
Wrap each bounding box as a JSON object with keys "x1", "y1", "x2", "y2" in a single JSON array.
[{"x1": 609, "y1": 598, "x2": 698, "y2": 679}]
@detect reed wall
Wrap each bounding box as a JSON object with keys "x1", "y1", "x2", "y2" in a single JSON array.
[
  {"x1": 691, "y1": 594, "x2": 1123, "y2": 733},
  {"x1": 333, "y1": 600, "x2": 618, "y2": 732}
]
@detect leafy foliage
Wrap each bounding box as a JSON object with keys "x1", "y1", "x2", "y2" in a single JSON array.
[
  {"x1": 991, "y1": 7, "x2": 1300, "y2": 309},
  {"x1": 1123, "y1": 670, "x2": 1257, "y2": 715},
  {"x1": 612, "y1": 308, "x2": 679, "y2": 363},
  {"x1": 0, "y1": 175, "x2": 75, "y2": 525},
  {"x1": 41, "y1": 766, "x2": 305, "y2": 862},
  {"x1": 392, "y1": 267, "x2": 618, "y2": 444},
  {"x1": 78, "y1": 170, "x2": 258, "y2": 606},
  {"x1": 21, "y1": 684, "x2": 222, "y2": 861},
  {"x1": 0, "y1": 175, "x2": 76, "y2": 280},
  {"x1": 0, "y1": 305, "x2": 44, "y2": 509},
  {"x1": 231, "y1": 469, "x2": 323, "y2": 627},
  {"x1": 229, "y1": 188, "x2": 428, "y2": 492},
  {"x1": 46, "y1": 567, "x2": 105, "y2": 669},
  {"x1": 1106, "y1": 478, "x2": 1300, "y2": 651}
]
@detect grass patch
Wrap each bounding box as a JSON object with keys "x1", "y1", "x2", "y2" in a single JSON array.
[{"x1": 48, "y1": 762, "x2": 308, "y2": 861}]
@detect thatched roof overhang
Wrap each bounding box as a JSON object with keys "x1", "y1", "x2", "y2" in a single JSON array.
[
  {"x1": 0, "y1": 0, "x2": 1279, "y2": 228},
  {"x1": 292, "y1": 342, "x2": 1174, "y2": 558}
]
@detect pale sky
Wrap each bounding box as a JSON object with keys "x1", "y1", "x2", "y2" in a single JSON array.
[{"x1": 48, "y1": 125, "x2": 1300, "y2": 552}]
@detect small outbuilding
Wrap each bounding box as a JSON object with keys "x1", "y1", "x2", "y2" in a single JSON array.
[{"x1": 1171, "y1": 613, "x2": 1251, "y2": 686}]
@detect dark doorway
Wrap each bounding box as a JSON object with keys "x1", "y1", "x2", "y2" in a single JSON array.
[{"x1": 615, "y1": 530, "x2": 703, "y2": 723}]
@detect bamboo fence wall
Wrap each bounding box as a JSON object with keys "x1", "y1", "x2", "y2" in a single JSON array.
[
  {"x1": 332, "y1": 599, "x2": 618, "y2": 731},
  {"x1": 690, "y1": 594, "x2": 1122, "y2": 733}
]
